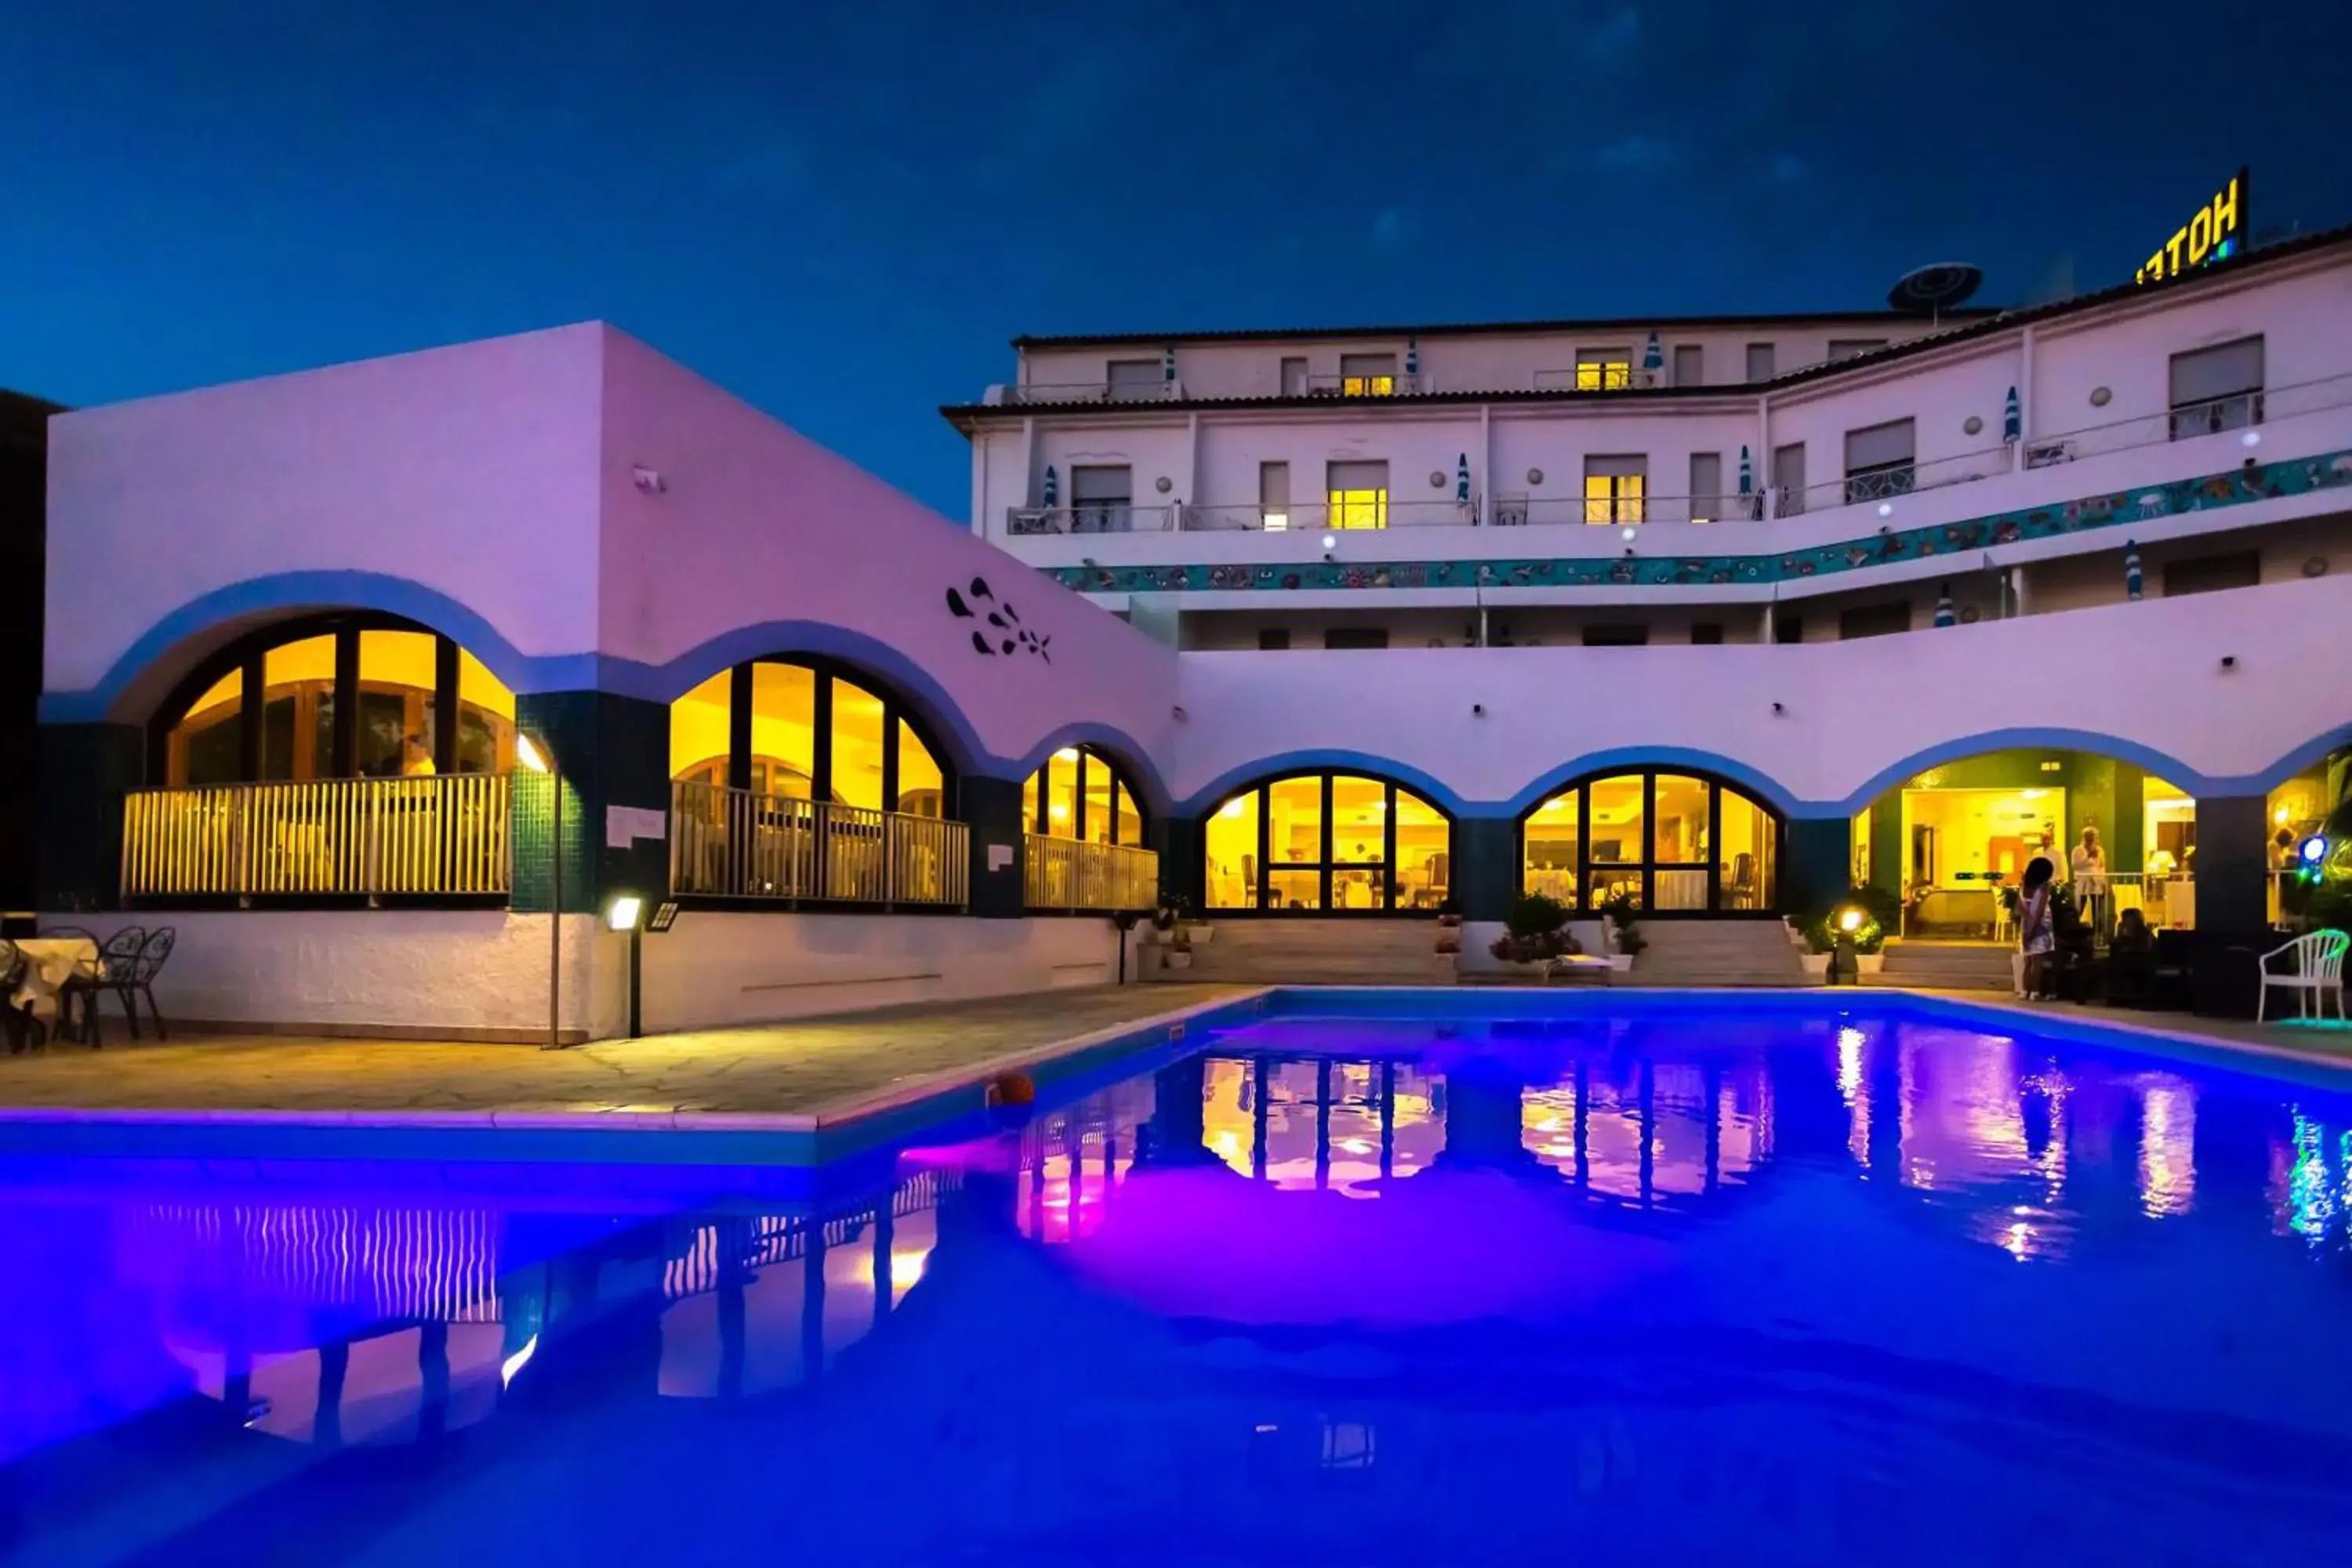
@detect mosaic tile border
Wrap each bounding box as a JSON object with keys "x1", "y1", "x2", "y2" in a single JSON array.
[{"x1": 1045, "y1": 448, "x2": 2352, "y2": 594}]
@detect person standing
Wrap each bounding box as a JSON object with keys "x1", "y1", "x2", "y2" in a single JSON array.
[
  {"x1": 2071, "y1": 826, "x2": 2110, "y2": 942},
  {"x1": 2018, "y1": 856, "x2": 2058, "y2": 1000}
]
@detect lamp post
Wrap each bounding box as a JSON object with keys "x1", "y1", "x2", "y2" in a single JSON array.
[
  {"x1": 607, "y1": 893, "x2": 644, "y2": 1037},
  {"x1": 516, "y1": 733, "x2": 564, "y2": 1051},
  {"x1": 1828, "y1": 906, "x2": 1865, "y2": 986}
]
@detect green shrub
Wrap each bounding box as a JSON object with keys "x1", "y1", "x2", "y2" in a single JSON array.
[{"x1": 1504, "y1": 893, "x2": 1572, "y2": 941}]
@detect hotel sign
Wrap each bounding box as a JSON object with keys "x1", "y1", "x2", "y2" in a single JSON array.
[{"x1": 2136, "y1": 169, "x2": 2249, "y2": 285}]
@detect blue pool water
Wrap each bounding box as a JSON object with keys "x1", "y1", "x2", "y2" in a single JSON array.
[{"x1": 4, "y1": 993, "x2": 2350, "y2": 1565}]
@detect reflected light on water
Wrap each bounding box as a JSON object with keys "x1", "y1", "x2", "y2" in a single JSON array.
[{"x1": 2138, "y1": 1079, "x2": 2198, "y2": 1219}]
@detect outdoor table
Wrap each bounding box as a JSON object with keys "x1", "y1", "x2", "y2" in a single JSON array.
[{"x1": 11, "y1": 937, "x2": 99, "y2": 1020}]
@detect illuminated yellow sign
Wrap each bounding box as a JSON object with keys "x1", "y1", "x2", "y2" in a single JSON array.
[{"x1": 2136, "y1": 169, "x2": 2249, "y2": 285}]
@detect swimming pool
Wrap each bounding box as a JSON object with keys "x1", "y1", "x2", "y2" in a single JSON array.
[{"x1": 5, "y1": 991, "x2": 2349, "y2": 1564}]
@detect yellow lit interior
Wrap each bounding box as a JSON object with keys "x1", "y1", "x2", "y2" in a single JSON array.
[
  {"x1": 1204, "y1": 789, "x2": 1260, "y2": 909},
  {"x1": 1341, "y1": 376, "x2": 1395, "y2": 397},
  {"x1": 1575, "y1": 360, "x2": 1631, "y2": 390},
  {"x1": 1900, "y1": 787, "x2": 2066, "y2": 887},
  {"x1": 1584, "y1": 473, "x2": 1644, "y2": 524},
  {"x1": 1326, "y1": 488, "x2": 1388, "y2": 530}
]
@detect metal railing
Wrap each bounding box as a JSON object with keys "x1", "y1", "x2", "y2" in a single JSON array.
[
  {"x1": 2024, "y1": 371, "x2": 2352, "y2": 468},
  {"x1": 121, "y1": 773, "x2": 514, "y2": 900},
  {"x1": 1780, "y1": 445, "x2": 2013, "y2": 517},
  {"x1": 1302, "y1": 372, "x2": 1424, "y2": 398},
  {"x1": 1178, "y1": 499, "x2": 1476, "y2": 532},
  {"x1": 1025, "y1": 835, "x2": 1159, "y2": 911},
  {"x1": 1534, "y1": 366, "x2": 1662, "y2": 392},
  {"x1": 1000, "y1": 380, "x2": 1177, "y2": 405},
  {"x1": 669, "y1": 780, "x2": 967, "y2": 907},
  {"x1": 1006, "y1": 504, "x2": 1175, "y2": 535},
  {"x1": 1490, "y1": 492, "x2": 1765, "y2": 526}
]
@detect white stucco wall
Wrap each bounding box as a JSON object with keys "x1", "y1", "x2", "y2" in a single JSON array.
[{"x1": 637, "y1": 912, "x2": 1138, "y2": 1033}]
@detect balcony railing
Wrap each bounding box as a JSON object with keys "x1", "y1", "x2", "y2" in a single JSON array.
[
  {"x1": 121, "y1": 773, "x2": 513, "y2": 901},
  {"x1": 1178, "y1": 499, "x2": 1476, "y2": 532},
  {"x1": 1490, "y1": 492, "x2": 1764, "y2": 527},
  {"x1": 1024, "y1": 835, "x2": 1159, "y2": 912},
  {"x1": 1533, "y1": 366, "x2": 1662, "y2": 392},
  {"x1": 1302, "y1": 372, "x2": 1424, "y2": 398},
  {"x1": 1000, "y1": 380, "x2": 1178, "y2": 405},
  {"x1": 2024, "y1": 372, "x2": 2352, "y2": 467},
  {"x1": 1006, "y1": 504, "x2": 1175, "y2": 535},
  {"x1": 669, "y1": 781, "x2": 967, "y2": 907},
  {"x1": 1780, "y1": 445, "x2": 2012, "y2": 517}
]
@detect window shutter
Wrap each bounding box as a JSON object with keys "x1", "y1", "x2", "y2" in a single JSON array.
[
  {"x1": 1843, "y1": 418, "x2": 1915, "y2": 473},
  {"x1": 1745, "y1": 343, "x2": 1776, "y2": 381},
  {"x1": 2169, "y1": 337, "x2": 2264, "y2": 406},
  {"x1": 1584, "y1": 453, "x2": 1647, "y2": 478},
  {"x1": 1069, "y1": 464, "x2": 1132, "y2": 501},
  {"x1": 1259, "y1": 462, "x2": 1290, "y2": 506},
  {"x1": 1672, "y1": 345, "x2": 1703, "y2": 386},
  {"x1": 1339, "y1": 354, "x2": 1396, "y2": 379},
  {"x1": 1107, "y1": 358, "x2": 1160, "y2": 391},
  {"x1": 1688, "y1": 452, "x2": 1723, "y2": 502},
  {"x1": 1327, "y1": 460, "x2": 1388, "y2": 490}
]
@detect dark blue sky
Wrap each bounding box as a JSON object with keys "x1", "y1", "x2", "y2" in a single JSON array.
[{"x1": 5, "y1": 2, "x2": 2347, "y2": 517}]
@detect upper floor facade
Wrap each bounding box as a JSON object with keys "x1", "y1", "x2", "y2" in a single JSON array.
[{"x1": 949, "y1": 230, "x2": 2352, "y2": 637}]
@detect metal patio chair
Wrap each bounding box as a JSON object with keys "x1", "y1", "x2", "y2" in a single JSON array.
[{"x1": 60, "y1": 927, "x2": 147, "y2": 1047}]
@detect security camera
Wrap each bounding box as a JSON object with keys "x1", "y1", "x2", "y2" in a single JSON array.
[
  {"x1": 1171, "y1": 705, "x2": 1189, "y2": 722},
  {"x1": 632, "y1": 466, "x2": 667, "y2": 494},
  {"x1": 2219, "y1": 655, "x2": 2237, "y2": 672},
  {"x1": 1472, "y1": 702, "x2": 1486, "y2": 717},
  {"x1": 1772, "y1": 701, "x2": 1786, "y2": 715}
]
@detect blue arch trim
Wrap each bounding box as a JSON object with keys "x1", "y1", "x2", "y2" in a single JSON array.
[
  {"x1": 42, "y1": 571, "x2": 564, "y2": 724},
  {"x1": 1813, "y1": 725, "x2": 2352, "y2": 818},
  {"x1": 1497, "y1": 748, "x2": 1804, "y2": 821},
  {"x1": 1177, "y1": 750, "x2": 1472, "y2": 818}
]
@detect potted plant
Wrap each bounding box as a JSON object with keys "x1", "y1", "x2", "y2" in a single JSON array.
[
  {"x1": 1433, "y1": 897, "x2": 1464, "y2": 956},
  {"x1": 1489, "y1": 893, "x2": 1573, "y2": 970},
  {"x1": 1599, "y1": 891, "x2": 1646, "y2": 972},
  {"x1": 1155, "y1": 891, "x2": 1196, "y2": 969},
  {"x1": 1798, "y1": 921, "x2": 1835, "y2": 979}
]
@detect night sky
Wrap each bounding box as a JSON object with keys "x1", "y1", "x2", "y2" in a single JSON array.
[{"x1": 5, "y1": 1, "x2": 2347, "y2": 517}]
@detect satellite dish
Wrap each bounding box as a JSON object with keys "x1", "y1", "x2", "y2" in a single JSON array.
[{"x1": 1887, "y1": 262, "x2": 1983, "y2": 319}]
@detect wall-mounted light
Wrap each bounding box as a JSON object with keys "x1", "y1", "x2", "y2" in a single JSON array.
[
  {"x1": 605, "y1": 894, "x2": 644, "y2": 932},
  {"x1": 1619, "y1": 525, "x2": 1637, "y2": 541},
  {"x1": 1876, "y1": 502, "x2": 1894, "y2": 518},
  {"x1": 1321, "y1": 534, "x2": 1338, "y2": 550},
  {"x1": 2241, "y1": 430, "x2": 2262, "y2": 448}
]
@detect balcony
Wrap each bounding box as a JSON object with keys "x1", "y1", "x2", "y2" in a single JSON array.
[
  {"x1": 999, "y1": 380, "x2": 1178, "y2": 406},
  {"x1": 1302, "y1": 372, "x2": 1425, "y2": 399},
  {"x1": 1179, "y1": 499, "x2": 1476, "y2": 532},
  {"x1": 1532, "y1": 365, "x2": 1662, "y2": 393},
  {"x1": 669, "y1": 781, "x2": 967, "y2": 908},
  {"x1": 1024, "y1": 835, "x2": 1159, "y2": 912},
  {"x1": 1491, "y1": 492, "x2": 1764, "y2": 527},
  {"x1": 1006, "y1": 504, "x2": 1176, "y2": 535},
  {"x1": 121, "y1": 774, "x2": 514, "y2": 902}
]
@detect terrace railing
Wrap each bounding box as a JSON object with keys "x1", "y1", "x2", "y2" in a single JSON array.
[
  {"x1": 121, "y1": 773, "x2": 513, "y2": 901},
  {"x1": 669, "y1": 780, "x2": 967, "y2": 908},
  {"x1": 1025, "y1": 835, "x2": 1159, "y2": 912},
  {"x1": 1006, "y1": 504, "x2": 1175, "y2": 535},
  {"x1": 1178, "y1": 499, "x2": 1476, "y2": 532}
]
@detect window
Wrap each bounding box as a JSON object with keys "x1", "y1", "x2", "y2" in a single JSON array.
[
  {"x1": 1576, "y1": 349, "x2": 1632, "y2": 390},
  {"x1": 1259, "y1": 460, "x2": 1291, "y2": 532},
  {"x1": 1671, "y1": 344, "x2": 1703, "y2": 387},
  {"x1": 1326, "y1": 460, "x2": 1388, "y2": 530},
  {"x1": 1069, "y1": 464, "x2": 1133, "y2": 533},
  {"x1": 1257, "y1": 628, "x2": 1291, "y2": 651},
  {"x1": 1521, "y1": 769, "x2": 1781, "y2": 913},
  {"x1": 1324, "y1": 627, "x2": 1390, "y2": 650},
  {"x1": 1688, "y1": 452, "x2": 1723, "y2": 523},
  {"x1": 155, "y1": 616, "x2": 517, "y2": 789},
  {"x1": 670, "y1": 657, "x2": 954, "y2": 824},
  {"x1": 1838, "y1": 601, "x2": 1912, "y2": 640},
  {"x1": 1280, "y1": 356, "x2": 1308, "y2": 397},
  {"x1": 1205, "y1": 772, "x2": 1452, "y2": 913},
  {"x1": 1773, "y1": 614, "x2": 1805, "y2": 644},
  {"x1": 2169, "y1": 336, "x2": 2264, "y2": 439},
  {"x1": 1745, "y1": 343, "x2": 1776, "y2": 382},
  {"x1": 1828, "y1": 338, "x2": 1889, "y2": 362},
  {"x1": 1584, "y1": 455, "x2": 1646, "y2": 524},
  {"x1": 2161, "y1": 550, "x2": 2262, "y2": 597},
  {"x1": 1772, "y1": 441, "x2": 1807, "y2": 516},
  {"x1": 1843, "y1": 418, "x2": 1915, "y2": 503},
  {"x1": 1107, "y1": 358, "x2": 1162, "y2": 400},
  {"x1": 1341, "y1": 353, "x2": 1397, "y2": 397},
  {"x1": 1581, "y1": 624, "x2": 1649, "y2": 647},
  {"x1": 1690, "y1": 622, "x2": 1725, "y2": 645},
  {"x1": 1024, "y1": 746, "x2": 1142, "y2": 845}
]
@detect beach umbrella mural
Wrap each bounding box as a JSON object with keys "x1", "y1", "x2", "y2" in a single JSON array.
[
  {"x1": 2125, "y1": 539, "x2": 2143, "y2": 601},
  {"x1": 1042, "y1": 465, "x2": 1058, "y2": 508},
  {"x1": 1934, "y1": 583, "x2": 1956, "y2": 626},
  {"x1": 1738, "y1": 445, "x2": 1753, "y2": 515},
  {"x1": 1456, "y1": 452, "x2": 1472, "y2": 503},
  {"x1": 1642, "y1": 332, "x2": 1664, "y2": 377},
  {"x1": 2004, "y1": 386, "x2": 2021, "y2": 444}
]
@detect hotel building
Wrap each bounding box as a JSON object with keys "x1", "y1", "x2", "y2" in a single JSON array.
[{"x1": 27, "y1": 225, "x2": 2352, "y2": 1035}]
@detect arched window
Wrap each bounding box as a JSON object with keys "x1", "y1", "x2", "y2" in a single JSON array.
[
  {"x1": 1521, "y1": 769, "x2": 1780, "y2": 913},
  {"x1": 666, "y1": 657, "x2": 952, "y2": 818},
  {"x1": 151, "y1": 615, "x2": 516, "y2": 787},
  {"x1": 1203, "y1": 771, "x2": 1451, "y2": 913},
  {"x1": 1022, "y1": 746, "x2": 1145, "y2": 845}
]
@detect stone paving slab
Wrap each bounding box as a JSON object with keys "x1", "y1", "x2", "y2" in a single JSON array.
[{"x1": 0, "y1": 985, "x2": 1251, "y2": 1119}]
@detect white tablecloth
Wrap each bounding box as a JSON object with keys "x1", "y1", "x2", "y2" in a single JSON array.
[{"x1": 11, "y1": 938, "x2": 98, "y2": 1018}]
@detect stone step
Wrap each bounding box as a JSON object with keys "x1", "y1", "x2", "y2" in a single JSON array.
[
  {"x1": 1871, "y1": 942, "x2": 2015, "y2": 991},
  {"x1": 1630, "y1": 921, "x2": 1805, "y2": 987},
  {"x1": 1146, "y1": 918, "x2": 1454, "y2": 985}
]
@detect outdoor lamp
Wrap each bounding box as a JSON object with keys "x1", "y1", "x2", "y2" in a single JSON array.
[
  {"x1": 2300, "y1": 834, "x2": 2329, "y2": 867},
  {"x1": 1828, "y1": 906, "x2": 1865, "y2": 986},
  {"x1": 1838, "y1": 907, "x2": 1865, "y2": 935},
  {"x1": 606, "y1": 894, "x2": 644, "y2": 932},
  {"x1": 517, "y1": 731, "x2": 566, "y2": 1051},
  {"x1": 608, "y1": 892, "x2": 647, "y2": 1038}
]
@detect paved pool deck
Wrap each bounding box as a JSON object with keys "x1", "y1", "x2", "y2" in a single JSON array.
[{"x1": 0, "y1": 985, "x2": 1253, "y2": 1121}]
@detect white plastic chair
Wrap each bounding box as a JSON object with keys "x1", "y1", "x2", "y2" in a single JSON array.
[{"x1": 2256, "y1": 931, "x2": 2350, "y2": 1024}]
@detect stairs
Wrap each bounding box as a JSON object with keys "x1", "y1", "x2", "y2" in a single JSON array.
[
  {"x1": 1147, "y1": 919, "x2": 1454, "y2": 985},
  {"x1": 1628, "y1": 921, "x2": 1806, "y2": 986},
  {"x1": 1867, "y1": 940, "x2": 2015, "y2": 992}
]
